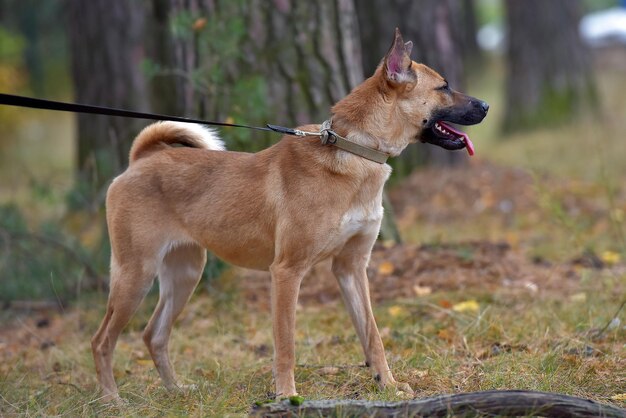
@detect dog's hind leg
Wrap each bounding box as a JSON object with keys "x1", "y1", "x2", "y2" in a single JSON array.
[
  {"x1": 332, "y1": 234, "x2": 414, "y2": 396},
  {"x1": 92, "y1": 256, "x2": 156, "y2": 403},
  {"x1": 143, "y1": 243, "x2": 206, "y2": 391}
]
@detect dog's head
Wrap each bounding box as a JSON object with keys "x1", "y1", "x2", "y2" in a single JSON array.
[{"x1": 333, "y1": 28, "x2": 488, "y2": 157}]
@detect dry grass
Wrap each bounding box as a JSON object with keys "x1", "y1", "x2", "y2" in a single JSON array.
[
  {"x1": 2, "y1": 53, "x2": 626, "y2": 417},
  {"x1": 0, "y1": 269, "x2": 624, "y2": 416}
]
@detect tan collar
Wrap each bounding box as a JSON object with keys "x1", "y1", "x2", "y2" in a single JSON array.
[{"x1": 318, "y1": 119, "x2": 390, "y2": 164}]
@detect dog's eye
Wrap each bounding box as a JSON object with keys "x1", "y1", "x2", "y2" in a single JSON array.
[{"x1": 436, "y1": 83, "x2": 450, "y2": 92}]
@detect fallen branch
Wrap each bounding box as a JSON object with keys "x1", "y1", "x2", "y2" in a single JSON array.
[{"x1": 250, "y1": 390, "x2": 625, "y2": 417}]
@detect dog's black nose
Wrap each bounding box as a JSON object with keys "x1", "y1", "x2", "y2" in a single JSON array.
[{"x1": 480, "y1": 101, "x2": 489, "y2": 113}]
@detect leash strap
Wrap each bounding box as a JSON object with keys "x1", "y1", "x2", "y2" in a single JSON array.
[
  {"x1": 0, "y1": 93, "x2": 274, "y2": 133},
  {"x1": 0, "y1": 93, "x2": 389, "y2": 164}
]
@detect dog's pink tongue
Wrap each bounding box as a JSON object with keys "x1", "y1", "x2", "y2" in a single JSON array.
[
  {"x1": 464, "y1": 135, "x2": 475, "y2": 156},
  {"x1": 439, "y1": 121, "x2": 475, "y2": 156}
]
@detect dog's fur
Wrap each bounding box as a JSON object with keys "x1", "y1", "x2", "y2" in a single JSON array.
[{"x1": 92, "y1": 29, "x2": 488, "y2": 402}]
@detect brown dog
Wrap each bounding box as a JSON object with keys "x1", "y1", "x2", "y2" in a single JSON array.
[{"x1": 92, "y1": 28, "x2": 488, "y2": 402}]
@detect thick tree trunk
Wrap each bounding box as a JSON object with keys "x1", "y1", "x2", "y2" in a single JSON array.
[
  {"x1": 251, "y1": 390, "x2": 626, "y2": 418},
  {"x1": 503, "y1": 0, "x2": 594, "y2": 133},
  {"x1": 251, "y1": 0, "x2": 363, "y2": 125},
  {"x1": 356, "y1": 0, "x2": 468, "y2": 169},
  {"x1": 67, "y1": 0, "x2": 148, "y2": 190}
]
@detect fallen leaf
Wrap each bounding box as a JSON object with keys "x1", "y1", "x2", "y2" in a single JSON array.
[
  {"x1": 192, "y1": 17, "x2": 207, "y2": 31},
  {"x1": 413, "y1": 285, "x2": 432, "y2": 297},
  {"x1": 600, "y1": 250, "x2": 620, "y2": 266},
  {"x1": 131, "y1": 350, "x2": 146, "y2": 360},
  {"x1": 610, "y1": 393, "x2": 626, "y2": 401},
  {"x1": 610, "y1": 208, "x2": 624, "y2": 223},
  {"x1": 316, "y1": 366, "x2": 339, "y2": 375},
  {"x1": 438, "y1": 299, "x2": 453, "y2": 309},
  {"x1": 437, "y1": 328, "x2": 455, "y2": 343},
  {"x1": 452, "y1": 300, "x2": 480, "y2": 313},
  {"x1": 381, "y1": 240, "x2": 396, "y2": 249},
  {"x1": 570, "y1": 292, "x2": 587, "y2": 303},
  {"x1": 378, "y1": 261, "x2": 395, "y2": 276},
  {"x1": 396, "y1": 390, "x2": 412, "y2": 399},
  {"x1": 388, "y1": 305, "x2": 406, "y2": 317}
]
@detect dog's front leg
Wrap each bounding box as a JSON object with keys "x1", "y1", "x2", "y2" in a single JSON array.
[
  {"x1": 269, "y1": 261, "x2": 308, "y2": 397},
  {"x1": 332, "y1": 236, "x2": 414, "y2": 396}
]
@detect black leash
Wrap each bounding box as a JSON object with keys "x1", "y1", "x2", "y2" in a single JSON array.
[
  {"x1": 0, "y1": 93, "x2": 300, "y2": 136},
  {"x1": 0, "y1": 92, "x2": 390, "y2": 163}
]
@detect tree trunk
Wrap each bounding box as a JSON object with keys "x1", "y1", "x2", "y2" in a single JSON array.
[
  {"x1": 356, "y1": 0, "x2": 468, "y2": 170},
  {"x1": 460, "y1": 0, "x2": 481, "y2": 67},
  {"x1": 503, "y1": 0, "x2": 594, "y2": 133},
  {"x1": 67, "y1": 0, "x2": 149, "y2": 191},
  {"x1": 251, "y1": 0, "x2": 363, "y2": 126}
]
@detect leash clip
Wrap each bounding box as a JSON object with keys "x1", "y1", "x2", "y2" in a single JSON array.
[{"x1": 320, "y1": 119, "x2": 334, "y2": 145}]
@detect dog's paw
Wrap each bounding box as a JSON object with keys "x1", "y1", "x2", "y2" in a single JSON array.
[{"x1": 275, "y1": 390, "x2": 298, "y2": 400}]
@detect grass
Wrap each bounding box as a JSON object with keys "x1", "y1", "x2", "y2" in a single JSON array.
[
  {"x1": 1, "y1": 52, "x2": 626, "y2": 416},
  {"x1": 0, "y1": 272, "x2": 623, "y2": 416}
]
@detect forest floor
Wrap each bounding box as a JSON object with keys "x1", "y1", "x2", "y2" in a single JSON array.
[
  {"x1": 1, "y1": 57, "x2": 626, "y2": 417},
  {"x1": 1, "y1": 159, "x2": 625, "y2": 416}
]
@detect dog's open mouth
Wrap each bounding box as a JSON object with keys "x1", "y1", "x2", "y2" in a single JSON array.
[{"x1": 421, "y1": 120, "x2": 475, "y2": 156}]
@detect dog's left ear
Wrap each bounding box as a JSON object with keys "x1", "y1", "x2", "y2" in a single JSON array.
[{"x1": 384, "y1": 28, "x2": 416, "y2": 84}]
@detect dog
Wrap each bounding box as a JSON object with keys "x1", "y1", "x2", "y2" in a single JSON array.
[{"x1": 91, "y1": 28, "x2": 488, "y2": 402}]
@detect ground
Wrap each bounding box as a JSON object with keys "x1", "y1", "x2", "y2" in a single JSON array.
[
  {"x1": 2, "y1": 50, "x2": 626, "y2": 417},
  {"x1": 0, "y1": 160, "x2": 624, "y2": 416}
]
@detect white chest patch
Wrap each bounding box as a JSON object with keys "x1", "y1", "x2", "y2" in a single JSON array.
[{"x1": 338, "y1": 201, "x2": 384, "y2": 239}]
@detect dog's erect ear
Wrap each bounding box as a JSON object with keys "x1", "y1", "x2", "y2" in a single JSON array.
[
  {"x1": 404, "y1": 40, "x2": 413, "y2": 57},
  {"x1": 384, "y1": 28, "x2": 416, "y2": 84}
]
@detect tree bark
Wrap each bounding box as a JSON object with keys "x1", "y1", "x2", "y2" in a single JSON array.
[
  {"x1": 253, "y1": 0, "x2": 363, "y2": 126},
  {"x1": 67, "y1": 0, "x2": 149, "y2": 190},
  {"x1": 460, "y1": 0, "x2": 481, "y2": 67},
  {"x1": 503, "y1": 0, "x2": 594, "y2": 133},
  {"x1": 251, "y1": 390, "x2": 626, "y2": 418}
]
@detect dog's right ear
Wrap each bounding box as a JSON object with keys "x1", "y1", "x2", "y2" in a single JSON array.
[{"x1": 384, "y1": 28, "x2": 416, "y2": 84}]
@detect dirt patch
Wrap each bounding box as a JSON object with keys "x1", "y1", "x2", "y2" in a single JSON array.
[
  {"x1": 239, "y1": 240, "x2": 585, "y2": 310},
  {"x1": 389, "y1": 159, "x2": 538, "y2": 226},
  {"x1": 389, "y1": 159, "x2": 619, "y2": 233}
]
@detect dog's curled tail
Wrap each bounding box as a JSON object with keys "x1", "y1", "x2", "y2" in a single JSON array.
[{"x1": 129, "y1": 121, "x2": 226, "y2": 164}]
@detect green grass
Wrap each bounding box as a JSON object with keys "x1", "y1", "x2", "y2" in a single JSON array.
[
  {"x1": 0, "y1": 273, "x2": 623, "y2": 416},
  {"x1": 2, "y1": 52, "x2": 626, "y2": 417}
]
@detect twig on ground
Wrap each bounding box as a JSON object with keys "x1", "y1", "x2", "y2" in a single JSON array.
[{"x1": 591, "y1": 299, "x2": 626, "y2": 340}]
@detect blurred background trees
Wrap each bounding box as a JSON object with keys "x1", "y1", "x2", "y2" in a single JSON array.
[
  {"x1": 503, "y1": 0, "x2": 594, "y2": 133},
  {"x1": 1, "y1": 0, "x2": 624, "y2": 301}
]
